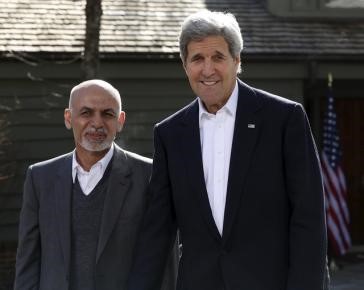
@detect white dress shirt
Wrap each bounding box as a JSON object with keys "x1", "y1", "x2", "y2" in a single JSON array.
[
  {"x1": 72, "y1": 144, "x2": 114, "y2": 195},
  {"x1": 198, "y1": 81, "x2": 238, "y2": 235}
]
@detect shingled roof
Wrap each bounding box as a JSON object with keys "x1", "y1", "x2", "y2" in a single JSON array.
[{"x1": 1, "y1": 0, "x2": 364, "y2": 58}]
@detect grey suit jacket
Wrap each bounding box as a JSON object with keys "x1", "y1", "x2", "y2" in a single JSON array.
[{"x1": 15, "y1": 144, "x2": 152, "y2": 290}]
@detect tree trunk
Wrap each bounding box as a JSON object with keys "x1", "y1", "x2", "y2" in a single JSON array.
[{"x1": 82, "y1": 0, "x2": 102, "y2": 80}]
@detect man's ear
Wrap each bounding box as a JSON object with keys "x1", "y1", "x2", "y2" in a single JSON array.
[
  {"x1": 117, "y1": 111, "x2": 126, "y2": 132},
  {"x1": 235, "y1": 55, "x2": 241, "y2": 70},
  {"x1": 64, "y1": 108, "x2": 72, "y2": 130}
]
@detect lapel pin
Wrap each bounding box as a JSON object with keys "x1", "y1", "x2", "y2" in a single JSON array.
[{"x1": 248, "y1": 124, "x2": 255, "y2": 128}]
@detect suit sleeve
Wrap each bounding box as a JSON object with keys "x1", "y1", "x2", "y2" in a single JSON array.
[
  {"x1": 14, "y1": 167, "x2": 41, "y2": 290},
  {"x1": 127, "y1": 125, "x2": 177, "y2": 290},
  {"x1": 284, "y1": 104, "x2": 327, "y2": 290}
]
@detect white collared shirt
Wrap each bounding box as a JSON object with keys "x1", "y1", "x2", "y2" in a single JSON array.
[
  {"x1": 198, "y1": 81, "x2": 238, "y2": 235},
  {"x1": 72, "y1": 144, "x2": 114, "y2": 195}
]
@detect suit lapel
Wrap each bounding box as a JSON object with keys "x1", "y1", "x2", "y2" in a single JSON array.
[
  {"x1": 182, "y1": 101, "x2": 222, "y2": 242},
  {"x1": 96, "y1": 145, "x2": 132, "y2": 262},
  {"x1": 222, "y1": 81, "x2": 263, "y2": 245},
  {"x1": 54, "y1": 153, "x2": 73, "y2": 277}
]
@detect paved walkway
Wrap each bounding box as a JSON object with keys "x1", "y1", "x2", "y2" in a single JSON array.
[{"x1": 329, "y1": 250, "x2": 364, "y2": 290}]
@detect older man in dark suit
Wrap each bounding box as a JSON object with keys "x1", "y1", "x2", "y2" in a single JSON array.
[
  {"x1": 128, "y1": 10, "x2": 327, "y2": 290},
  {"x1": 15, "y1": 80, "x2": 152, "y2": 290}
]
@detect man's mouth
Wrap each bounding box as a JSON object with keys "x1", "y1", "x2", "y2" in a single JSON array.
[
  {"x1": 86, "y1": 133, "x2": 106, "y2": 142},
  {"x1": 201, "y1": 81, "x2": 219, "y2": 86}
]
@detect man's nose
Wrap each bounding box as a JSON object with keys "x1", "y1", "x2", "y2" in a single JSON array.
[
  {"x1": 202, "y1": 60, "x2": 215, "y2": 77},
  {"x1": 91, "y1": 113, "x2": 103, "y2": 128}
]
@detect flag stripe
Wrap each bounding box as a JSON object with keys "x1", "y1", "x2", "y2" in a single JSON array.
[
  {"x1": 327, "y1": 215, "x2": 346, "y2": 255},
  {"x1": 325, "y1": 190, "x2": 350, "y2": 248},
  {"x1": 337, "y1": 167, "x2": 350, "y2": 221},
  {"x1": 322, "y1": 153, "x2": 350, "y2": 240}
]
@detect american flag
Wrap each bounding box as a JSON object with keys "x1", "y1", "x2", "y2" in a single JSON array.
[{"x1": 321, "y1": 84, "x2": 351, "y2": 256}]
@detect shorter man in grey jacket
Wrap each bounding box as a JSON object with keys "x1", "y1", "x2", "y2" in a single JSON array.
[{"x1": 15, "y1": 79, "x2": 152, "y2": 290}]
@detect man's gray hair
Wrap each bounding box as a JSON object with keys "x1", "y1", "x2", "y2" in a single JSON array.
[{"x1": 179, "y1": 10, "x2": 243, "y2": 64}]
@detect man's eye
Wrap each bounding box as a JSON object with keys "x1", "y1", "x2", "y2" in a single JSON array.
[
  {"x1": 80, "y1": 111, "x2": 91, "y2": 116},
  {"x1": 106, "y1": 110, "x2": 115, "y2": 116},
  {"x1": 191, "y1": 56, "x2": 202, "y2": 62},
  {"x1": 103, "y1": 112, "x2": 116, "y2": 118},
  {"x1": 213, "y1": 55, "x2": 225, "y2": 61}
]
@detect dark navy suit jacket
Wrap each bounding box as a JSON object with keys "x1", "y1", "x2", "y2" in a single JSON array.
[{"x1": 128, "y1": 80, "x2": 327, "y2": 290}]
